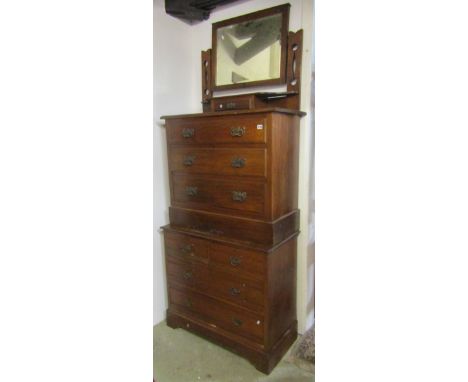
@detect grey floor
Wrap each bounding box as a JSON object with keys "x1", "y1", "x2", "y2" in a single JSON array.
[{"x1": 153, "y1": 321, "x2": 314, "y2": 382}]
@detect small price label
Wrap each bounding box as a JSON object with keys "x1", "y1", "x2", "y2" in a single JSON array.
[{"x1": 257, "y1": 124, "x2": 263, "y2": 130}]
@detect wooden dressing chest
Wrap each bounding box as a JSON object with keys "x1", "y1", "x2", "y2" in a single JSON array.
[{"x1": 161, "y1": 108, "x2": 304, "y2": 374}]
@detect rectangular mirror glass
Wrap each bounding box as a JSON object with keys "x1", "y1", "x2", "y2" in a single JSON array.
[{"x1": 212, "y1": 4, "x2": 290, "y2": 91}]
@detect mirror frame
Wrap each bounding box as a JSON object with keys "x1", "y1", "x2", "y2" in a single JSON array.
[{"x1": 211, "y1": 4, "x2": 290, "y2": 91}]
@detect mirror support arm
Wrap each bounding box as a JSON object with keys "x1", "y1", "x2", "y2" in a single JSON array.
[
  {"x1": 286, "y1": 29, "x2": 304, "y2": 110},
  {"x1": 201, "y1": 49, "x2": 213, "y2": 112}
]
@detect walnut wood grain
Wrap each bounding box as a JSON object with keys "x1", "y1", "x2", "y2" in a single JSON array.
[
  {"x1": 171, "y1": 173, "x2": 266, "y2": 218},
  {"x1": 265, "y1": 237, "x2": 297, "y2": 349},
  {"x1": 201, "y1": 49, "x2": 212, "y2": 107},
  {"x1": 284, "y1": 30, "x2": 303, "y2": 110},
  {"x1": 162, "y1": 224, "x2": 299, "y2": 253},
  {"x1": 207, "y1": 93, "x2": 302, "y2": 113},
  {"x1": 169, "y1": 147, "x2": 266, "y2": 178},
  {"x1": 164, "y1": 230, "x2": 267, "y2": 277},
  {"x1": 167, "y1": 256, "x2": 264, "y2": 313},
  {"x1": 163, "y1": 231, "x2": 210, "y2": 264},
  {"x1": 169, "y1": 207, "x2": 299, "y2": 247},
  {"x1": 209, "y1": 241, "x2": 266, "y2": 281},
  {"x1": 166, "y1": 114, "x2": 267, "y2": 145},
  {"x1": 269, "y1": 113, "x2": 300, "y2": 218},
  {"x1": 211, "y1": 95, "x2": 255, "y2": 112},
  {"x1": 168, "y1": 286, "x2": 264, "y2": 343},
  {"x1": 161, "y1": 107, "x2": 305, "y2": 119},
  {"x1": 166, "y1": 112, "x2": 301, "y2": 221}
]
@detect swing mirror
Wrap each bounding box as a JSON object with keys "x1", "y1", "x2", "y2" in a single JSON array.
[{"x1": 212, "y1": 4, "x2": 290, "y2": 91}]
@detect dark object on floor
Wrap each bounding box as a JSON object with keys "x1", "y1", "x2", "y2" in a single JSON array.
[
  {"x1": 165, "y1": 0, "x2": 240, "y2": 22},
  {"x1": 296, "y1": 327, "x2": 315, "y2": 363},
  {"x1": 288, "y1": 326, "x2": 314, "y2": 373}
]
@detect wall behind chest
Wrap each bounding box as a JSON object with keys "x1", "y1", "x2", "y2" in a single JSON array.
[
  {"x1": 154, "y1": 0, "x2": 314, "y2": 333},
  {"x1": 154, "y1": 1, "x2": 196, "y2": 325}
]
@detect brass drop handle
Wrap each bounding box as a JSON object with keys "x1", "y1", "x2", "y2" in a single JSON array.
[
  {"x1": 183, "y1": 155, "x2": 195, "y2": 166},
  {"x1": 182, "y1": 128, "x2": 194, "y2": 138},
  {"x1": 231, "y1": 157, "x2": 246, "y2": 168},
  {"x1": 230, "y1": 126, "x2": 245, "y2": 137},
  {"x1": 229, "y1": 256, "x2": 241, "y2": 266},
  {"x1": 180, "y1": 244, "x2": 193, "y2": 255},
  {"x1": 230, "y1": 287, "x2": 241, "y2": 296},
  {"x1": 232, "y1": 318, "x2": 243, "y2": 327},
  {"x1": 232, "y1": 191, "x2": 247, "y2": 202},
  {"x1": 183, "y1": 271, "x2": 193, "y2": 280},
  {"x1": 185, "y1": 186, "x2": 198, "y2": 196}
]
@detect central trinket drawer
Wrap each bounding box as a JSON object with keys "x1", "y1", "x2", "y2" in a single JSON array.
[{"x1": 161, "y1": 108, "x2": 304, "y2": 374}]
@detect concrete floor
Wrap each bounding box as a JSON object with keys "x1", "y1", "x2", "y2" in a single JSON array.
[{"x1": 153, "y1": 321, "x2": 314, "y2": 382}]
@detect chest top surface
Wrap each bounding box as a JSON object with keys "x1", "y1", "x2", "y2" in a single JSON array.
[{"x1": 160, "y1": 107, "x2": 305, "y2": 120}]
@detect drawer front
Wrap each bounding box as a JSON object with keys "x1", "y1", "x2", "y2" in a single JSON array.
[
  {"x1": 164, "y1": 231, "x2": 267, "y2": 280},
  {"x1": 169, "y1": 287, "x2": 264, "y2": 342},
  {"x1": 210, "y1": 243, "x2": 266, "y2": 281},
  {"x1": 172, "y1": 174, "x2": 266, "y2": 217},
  {"x1": 212, "y1": 96, "x2": 253, "y2": 112},
  {"x1": 206, "y1": 270, "x2": 264, "y2": 312},
  {"x1": 167, "y1": 256, "x2": 264, "y2": 312},
  {"x1": 164, "y1": 231, "x2": 209, "y2": 264},
  {"x1": 166, "y1": 115, "x2": 267, "y2": 145},
  {"x1": 168, "y1": 207, "x2": 299, "y2": 248},
  {"x1": 166, "y1": 257, "x2": 209, "y2": 289},
  {"x1": 169, "y1": 148, "x2": 266, "y2": 178}
]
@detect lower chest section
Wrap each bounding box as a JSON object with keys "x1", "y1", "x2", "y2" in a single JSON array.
[{"x1": 162, "y1": 229, "x2": 298, "y2": 349}]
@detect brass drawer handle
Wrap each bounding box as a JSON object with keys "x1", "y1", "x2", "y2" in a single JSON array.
[
  {"x1": 182, "y1": 128, "x2": 195, "y2": 138},
  {"x1": 232, "y1": 318, "x2": 243, "y2": 327},
  {"x1": 183, "y1": 271, "x2": 193, "y2": 280},
  {"x1": 183, "y1": 155, "x2": 195, "y2": 166},
  {"x1": 229, "y1": 256, "x2": 241, "y2": 266},
  {"x1": 185, "y1": 186, "x2": 198, "y2": 196},
  {"x1": 232, "y1": 191, "x2": 247, "y2": 202},
  {"x1": 229, "y1": 287, "x2": 241, "y2": 296},
  {"x1": 230, "y1": 126, "x2": 245, "y2": 137},
  {"x1": 180, "y1": 244, "x2": 193, "y2": 255},
  {"x1": 231, "y1": 157, "x2": 246, "y2": 168}
]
